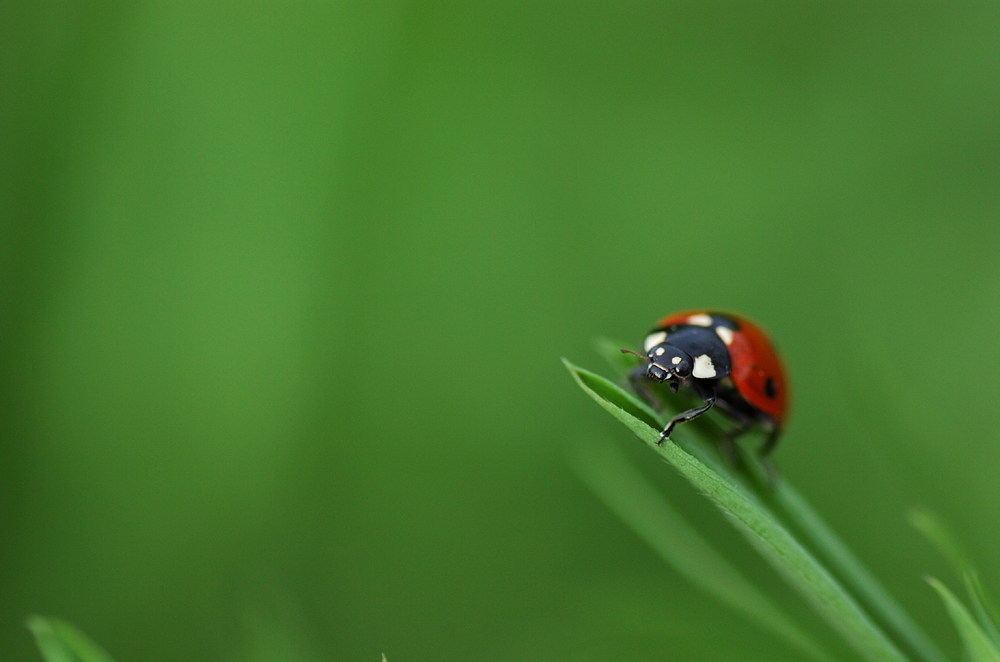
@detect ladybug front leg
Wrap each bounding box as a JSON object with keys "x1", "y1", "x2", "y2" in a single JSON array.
[{"x1": 657, "y1": 383, "x2": 716, "y2": 445}]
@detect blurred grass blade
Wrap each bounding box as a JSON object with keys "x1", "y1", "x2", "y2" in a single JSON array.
[
  {"x1": 926, "y1": 577, "x2": 1000, "y2": 662},
  {"x1": 909, "y1": 509, "x2": 1000, "y2": 648},
  {"x1": 908, "y1": 509, "x2": 971, "y2": 574},
  {"x1": 564, "y1": 359, "x2": 911, "y2": 662},
  {"x1": 770, "y1": 488, "x2": 948, "y2": 662},
  {"x1": 242, "y1": 605, "x2": 319, "y2": 662},
  {"x1": 571, "y1": 439, "x2": 838, "y2": 662},
  {"x1": 965, "y1": 572, "x2": 1000, "y2": 651},
  {"x1": 595, "y1": 339, "x2": 947, "y2": 662},
  {"x1": 27, "y1": 617, "x2": 115, "y2": 662}
]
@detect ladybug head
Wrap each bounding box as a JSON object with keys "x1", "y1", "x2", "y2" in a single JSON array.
[{"x1": 646, "y1": 344, "x2": 692, "y2": 389}]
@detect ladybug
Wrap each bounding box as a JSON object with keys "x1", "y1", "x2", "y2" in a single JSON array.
[{"x1": 625, "y1": 311, "x2": 789, "y2": 457}]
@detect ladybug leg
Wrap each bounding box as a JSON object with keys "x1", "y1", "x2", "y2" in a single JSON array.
[
  {"x1": 757, "y1": 424, "x2": 781, "y2": 486},
  {"x1": 712, "y1": 398, "x2": 755, "y2": 437},
  {"x1": 718, "y1": 420, "x2": 752, "y2": 466},
  {"x1": 705, "y1": 396, "x2": 754, "y2": 464},
  {"x1": 657, "y1": 385, "x2": 715, "y2": 445},
  {"x1": 758, "y1": 425, "x2": 780, "y2": 458}
]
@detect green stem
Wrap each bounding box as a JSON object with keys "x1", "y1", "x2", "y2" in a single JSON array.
[
  {"x1": 572, "y1": 439, "x2": 840, "y2": 662},
  {"x1": 772, "y1": 485, "x2": 948, "y2": 662},
  {"x1": 566, "y1": 360, "x2": 912, "y2": 662},
  {"x1": 588, "y1": 344, "x2": 947, "y2": 662}
]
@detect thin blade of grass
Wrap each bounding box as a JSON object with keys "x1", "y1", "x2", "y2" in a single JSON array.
[
  {"x1": 765, "y1": 486, "x2": 949, "y2": 662},
  {"x1": 926, "y1": 577, "x2": 1000, "y2": 662},
  {"x1": 909, "y1": 509, "x2": 1000, "y2": 649},
  {"x1": 565, "y1": 359, "x2": 911, "y2": 662},
  {"x1": 27, "y1": 620, "x2": 74, "y2": 662},
  {"x1": 965, "y1": 572, "x2": 1000, "y2": 651},
  {"x1": 27, "y1": 617, "x2": 116, "y2": 662},
  {"x1": 908, "y1": 509, "x2": 971, "y2": 574},
  {"x1": 666, "y1": 430, "x2": 947, "y2": 662},
  {"x1": 571, "y1": 438, "x2": 839, "y2": 662},
  {"x1": 595, "y1": 339, "x2": 947, "y2": 662}
]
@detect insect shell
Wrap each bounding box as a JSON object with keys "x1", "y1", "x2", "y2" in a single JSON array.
[{"x1": 630, "y1": 311, "x2": 789, "y2": 457}]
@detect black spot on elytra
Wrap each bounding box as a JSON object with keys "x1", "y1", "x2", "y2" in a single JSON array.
[{"x1": 765, "y1": 377, "x2": 777, "y2": 399}]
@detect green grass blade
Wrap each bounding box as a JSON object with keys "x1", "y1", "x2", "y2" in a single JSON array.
[
  {"x1": 908, "y1": 509, "x2": 971, "y2": 574},
  {"x1": 594, "y1": 339, "x2": 947, "y2": 662},
  {"x1": 909, "y1": 509, "x2": 1000, "y2": 649},
  {"x1": 965, "y1": 572, "x2": 1000, "y2": 650},
  {"x1": 564, "y1": 359, "x2": 911, "y2": 662},
  {"x1": 571, "y1": 439, "x2": 839, "y2": 662},
  {"x1": 27, "y1": 617, "x2": 116, "y2": 662},
  {"x1": 768, "y1": 487, "x2": 948, "y2": 662},
  {"x1": 926, "y1": 577, "x2": 1000, "y2": 662},
  {"x1": 27, "y1": 619, "x2": 74, "y2": 662}
]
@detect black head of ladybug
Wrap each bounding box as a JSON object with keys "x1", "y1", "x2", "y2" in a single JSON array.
[{"x1": 645, "y1": 344, "x2": 692, "y2": 392}]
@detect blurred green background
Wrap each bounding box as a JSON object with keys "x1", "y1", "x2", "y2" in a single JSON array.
[{"x1": 3, "y1": 1, "x2": 1000, "y2": 660}]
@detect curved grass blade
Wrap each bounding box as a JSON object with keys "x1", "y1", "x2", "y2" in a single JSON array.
[
  {"x1": 926, "y1": 577, "x2": 1000, "y2": 662},
  {"x1": 909, "y1": 509, "x2": 1000, "y2": 649},
  {"x1": 565, "y1": 358, "x2": 911, "y2": 662},
  {"x1": 908, "y1": 510, "x2": 969, "y2": 573},
  {"x1": 594, "y1": 339, "x2": 947, "y2": 662},
  {"x1": 766, "y1": 487, "x2": 949, "y2": 662},
  {"x1": 571, "y1": 438, "x2": 839, "y2": 662},
  {"x1": 965, "y1": 572, "x2": 1000, "y2": 651},
  {"x1": 27, "y1": 617, "x2": 115, "y2": 662}
]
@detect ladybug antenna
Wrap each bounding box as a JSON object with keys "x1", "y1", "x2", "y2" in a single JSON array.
[{"x1": 620, "y1": 348, "x2": 650, "y2": 363}]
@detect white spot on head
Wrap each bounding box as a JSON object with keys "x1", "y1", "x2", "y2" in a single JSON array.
[
  {"x1": 687, "y1": 314, "x2": 713, "y2": 327},
  {"x1": 715, "y1": 326, "x2": 734, "y2": 345},
  {"x1": 654, "y1": 347, "x2": 665, "y2": 356},
  {"x1": 692, "y1": 354, "x2": 716, "y2": 378},
  {"x1": 644, "y1": 331, "x2": 667, "y2": 352},
  {"x1": 671, "y1": 356, "x2": 681, "y2": 365}
]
